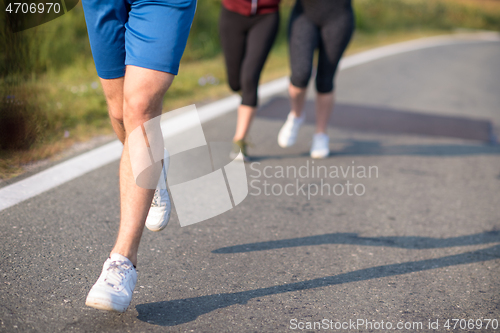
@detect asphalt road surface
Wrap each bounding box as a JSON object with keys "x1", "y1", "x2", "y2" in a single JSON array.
[{"x1": 1, "y1": 39, "x2": 499, "y2": 332}]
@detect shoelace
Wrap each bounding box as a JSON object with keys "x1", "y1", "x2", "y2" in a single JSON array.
[
  {"x1": 151, "y1": 189, "x2": 160, "y2": 207},
  {"x1": 151, "y1": 163, "x2": 168, "y2": 207},
  {"x1": 104, "y1": 260, "x2": 131, "y2": 289}
]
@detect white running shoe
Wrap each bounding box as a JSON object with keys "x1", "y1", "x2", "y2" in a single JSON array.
[
  {"x1": 145, "y1": 149, "x2": 171, "y2": 232},
  {"x1": 278, "y1": 112, "x2": 306, "y2": 148},
  {"x1": 310, "y1": 133, "x2": 330, "y2": 159},
  {"x1": 85, "y1": 253, "x2": 137, "y2": 313},
  {"x1": 230, "y1": 140, "x2": 249, "y2": 162}
]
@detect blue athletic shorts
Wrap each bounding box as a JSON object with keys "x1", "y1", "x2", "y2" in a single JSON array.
[{"x1": 82, "y1": 0, "x2": 197, "y2": 79}]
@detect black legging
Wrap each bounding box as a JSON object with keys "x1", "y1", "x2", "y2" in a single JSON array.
[
  {"x1": 289, "y1": 0, "x2": 354, "y2": 93},
  {"x1": 219, "y1": 6, "x2": 279, "y2": 107}
]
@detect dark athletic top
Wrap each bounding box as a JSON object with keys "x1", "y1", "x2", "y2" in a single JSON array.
[{"x1": 222, "y1": 0, "x2": 280, "y2": 16}]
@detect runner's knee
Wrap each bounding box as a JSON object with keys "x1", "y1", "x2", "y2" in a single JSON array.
[
  {"x1": 315, "y1": 78, "x2": 334, "y2": 93},
  {"x1": 227, "y1": 78, "x2": 241, "y2": 93},
  {"x1": 290, "y1": 71, "x2": 311, "y2": 90},
  {"x1": 123, "y1": 95, "x2": 157, "y2": 130}
]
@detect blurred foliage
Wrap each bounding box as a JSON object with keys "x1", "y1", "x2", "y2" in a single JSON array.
[
  {"x1": 2, "y1": 0, "x2": 498, "y2": 78},
  {"x1": 0, "y1": 7, "x2": 46, "y2": 150},
  {"x1": 354, "y1": 0, "x2": 500, "y2": 33},
  {"x1": 0, "y1": 0, "x2": 499, "y2": 176},
  {"x1": 2, "y1": 0, "x2": 500, "y2": 77}
]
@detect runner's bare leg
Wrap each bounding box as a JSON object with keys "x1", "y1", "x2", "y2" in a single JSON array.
[
  {"x1": 315, "y1": 91, "x2": 334, "y2": 134},
  {"x1": 233, "y1": 105, "x2": 257, "y2": 141},
  {"x1": 100, "y1": 65, "x2": 174, "y2": 266},
  {"x1": 289, "y1": 83, "x2": 307, "y2": 118},
  {"x1": 100, "y1": 77, "x2": 126, "y2": 144}
]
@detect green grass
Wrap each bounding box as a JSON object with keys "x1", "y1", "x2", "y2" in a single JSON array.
[
  {"x1": 1, "y1": 0, "x2": 500, "y2": 179},
  {"x1": 354, "y1": 0, "x2": 500, "y2": 33}
]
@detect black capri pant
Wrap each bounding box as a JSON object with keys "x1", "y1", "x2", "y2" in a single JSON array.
[
  {"x1": 219, "y1": 6, "x2": 279, "y2": 107},
  {"x1": 289, "y1": 0, "x2": 354, "y2": 93}
]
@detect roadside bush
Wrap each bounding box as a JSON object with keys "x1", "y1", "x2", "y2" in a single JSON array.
[{"x1": 0, "y1": 9, "x2": 47, "y2": 150}]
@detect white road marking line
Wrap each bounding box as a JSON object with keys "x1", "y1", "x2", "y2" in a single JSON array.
[{"x1": 0, "y1": 32, "x2": 498, "y2": 212}]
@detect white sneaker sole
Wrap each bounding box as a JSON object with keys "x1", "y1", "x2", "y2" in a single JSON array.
[
  {"x1": 230, "y1": 151, "x2": 249, "y2": 162},
  {"x1": 85, "y1": 297, "x2": 129, "y2": 313},
  {"x1": 310, "y1": 150, "x2": 330, "y2": 159}
]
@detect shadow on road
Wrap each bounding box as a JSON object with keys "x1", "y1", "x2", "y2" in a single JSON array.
[
  {"x1": 252, "y1": 97, "x2": 500, "y2": 161},
  {"x1": 336, "y1": 140, "x2": 500, "y2": 156},
  {"x1": 252, "y1": 97, "x2": 500, "y2": 160},
  {"x1": 136, "y1": 244, "x2": 500, "y2": 326},
  {"x1": 212, "y1": 231, "x2": 500, "y2": 253},
  {"x1": 258, "y1": 97, "x2": 496, "y2": 143},
  {"x1": 251, "y1": 140, "x2": 500, "y2": 162}
]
